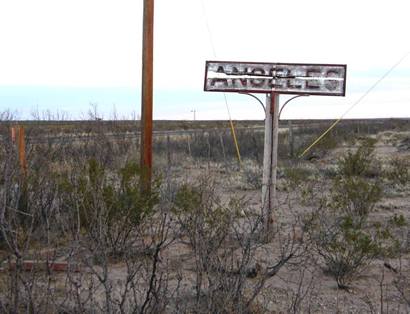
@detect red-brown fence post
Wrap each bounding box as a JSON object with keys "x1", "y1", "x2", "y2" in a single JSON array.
[{"x1": 18, "y1": 126, "x2": 27, "y2": 177}]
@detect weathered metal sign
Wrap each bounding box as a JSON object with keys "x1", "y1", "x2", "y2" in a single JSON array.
[{"x1": 204, "y1": 61, "x2": 347, "y2": 96}]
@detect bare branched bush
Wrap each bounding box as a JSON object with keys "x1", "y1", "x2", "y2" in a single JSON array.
[
  {"x1": 1, "y1": 114, "x2": 409, "y2": 312},
  {"x1": 171, "y1": 176, "x2": 304, "y2": 312},
  {"x1": 394, "y1": 270, "x2": 410, "y2": 308},
  {"x1": 0, "y1": 124, "x2": 66, "y2": 312},
  {"x1": 0, "y1": 119, "x2": 176, "y2": 313},
  {"x1": 242, "y1": 161, "x2": 263, "y2": 190}
]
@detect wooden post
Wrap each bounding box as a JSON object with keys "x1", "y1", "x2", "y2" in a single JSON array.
[
  {"x1": 288, "y1": 119, "x2": 294, "y2": 158},
  {"x1": 261, "y1": 93, "x2": 279, "y2": 239},
  {"x1": 219, "y1": 133, "x2": 226, "y2": 164},
  {"x1": 11, "y1": 127, "x2": 16, "y2": 143},
  {"x1": 186, "y1": 135, "x2": 192, "y2": 158},
  {"x1": 166, "y1": 135, "x2": 172, "y2": 169},
  {"x1": 206, "y1": 133, "x2": 211, "y2": 170},
  {"x1": 140, "y1": 0, "x2": 154, "y2": 192},
  {"x1": 18, "y1": 126, "x2": 27, "y2": 177},
  {"x1": 166, "y1": 134, "x2": 172, "y2": 197}
]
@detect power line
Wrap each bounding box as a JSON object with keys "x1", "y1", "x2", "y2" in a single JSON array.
[
  {"x1": 299, "y1": 51, "x2": 410, "y2": 158},
  {"x1": 199, "y1": 0, "x2": 217, "y2": 58},
  {"x1": 199, "y1": 0, "x2": 242, "y2": 166}
]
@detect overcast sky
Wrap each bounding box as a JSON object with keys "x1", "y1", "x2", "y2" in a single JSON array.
[{"x1": 0, "y1": 0, "x2": 409, "y2": 119}]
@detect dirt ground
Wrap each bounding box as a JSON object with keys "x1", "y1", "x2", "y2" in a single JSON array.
[
  {"x1": 157, "y1": 129, "x2": 410, "y2": 312},
  {"x1": 1, "y1": 124, "x2": 409, "y2": 313}
]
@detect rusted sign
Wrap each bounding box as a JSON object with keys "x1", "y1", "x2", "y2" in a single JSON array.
[{"x1": 204, "y1": 61, "x2": 347, "y2": 96}]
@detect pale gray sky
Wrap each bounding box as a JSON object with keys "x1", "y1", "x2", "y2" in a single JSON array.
[{"x1": 0, "y1": 0, "x2": 409, "y2": 119}]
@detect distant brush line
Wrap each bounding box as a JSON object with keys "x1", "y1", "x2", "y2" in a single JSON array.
[{"x1": 0, "y1": 127, "x2": 265, "y2": 145}]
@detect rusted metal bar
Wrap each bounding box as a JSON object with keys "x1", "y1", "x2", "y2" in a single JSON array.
[
  {"x1": 140, "y1": 0, "x2": 154, "y2": 192},
  {"x1": 238, "y1": 92, "x2": 266, "y2": 112},
  {"x1": 278, "y1": 94, "x2": 309, "y2": 119},
  {"x1": 3, "y1": 260, "x2": 80, "y2": 273}
]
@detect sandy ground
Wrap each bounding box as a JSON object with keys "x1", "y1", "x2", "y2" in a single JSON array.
[
  {"x1": 157, "y1": 130, "x2": 410, "y2": 312},
  {"x1": 1, "y1": 128, "x2": 409, "y2": 313}
]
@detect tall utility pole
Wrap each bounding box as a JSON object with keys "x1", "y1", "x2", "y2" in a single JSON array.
[{"x1": 140, "y1": 0, "x2": 154, "y2": 191}]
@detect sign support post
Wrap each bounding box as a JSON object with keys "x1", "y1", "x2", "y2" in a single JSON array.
[{"x1": 261, "y1": 93, "x2": 279, "y2": 239}]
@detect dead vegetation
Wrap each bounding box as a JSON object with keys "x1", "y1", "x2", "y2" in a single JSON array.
[{"x1": 0, "y1": 113, "x2": 409, "y2": 313}]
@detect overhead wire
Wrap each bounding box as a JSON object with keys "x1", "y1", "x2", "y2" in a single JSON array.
[
  {"x1": 199, "y1": 0, "x2": 242, "y2": 167},
  {"x1": 299, "y1": 50, "x2": 410, "y2": 158}
]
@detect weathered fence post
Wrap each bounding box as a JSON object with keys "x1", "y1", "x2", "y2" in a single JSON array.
[
  {"x1": 11, "y1": 126, "x2": 16, "y2": 144},
  {"x1": 206, "y1": 132, "x2": 211, "y2": 170},
  {"x1": 219, "y1": 133, "x2": 226, "y2": 164},
  {"x1": 166, "y1": 134, "x2": 172, "y2": 197},
  {"x1": 18, "y1": 126, "x2": 27, "y2": 177},
  {"x1": 187, "y1": 135, "x2": 192, "y2": 158},
  {"x1": 288, "y1": 119, "x2": 294, "y2": 158}
]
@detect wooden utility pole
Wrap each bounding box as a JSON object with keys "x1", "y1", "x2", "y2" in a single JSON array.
[
  {"x1": 140, "y1": 0, "x2": 154, "y2": 191},
  {"x1": 261, "y1": 92, "x2": 279, "y2": 239}
]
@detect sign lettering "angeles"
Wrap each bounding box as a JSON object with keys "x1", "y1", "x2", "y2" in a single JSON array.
[{"x1": 204, "y1": 61, "x2": 347, "y2": 96}]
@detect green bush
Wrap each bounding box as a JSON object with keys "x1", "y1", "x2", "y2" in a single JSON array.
[
  {"x1": 331, "y1": 176, "x2": 382, "y2": 218},
  {"x1": 283, "y1": 166, "x2": 312, "y2": 190},
  {"x1": 172, "y1": 181, "x2": 233, "y2": 235},
  {"x1": 336, "y1": 142, "x2": 378, "y2": 178},
  {"x1": 310, "y1": 214, "x2": 381, "y2": 289},
  {"x1": 308, "y1": 144, "x2": 386, "y2": 289},
  {"x1": 58, "y1": 159, "x2": 159, "y2": 256},
  {"x1": 332, "y1": 141, "x2": 382, "y2": 218},
  {"x1": 385, "y1": 156, "x2": 410, "y2": 187},
  {"x1": 308, "y1": 209, "x2": 397, "y2": 289}
]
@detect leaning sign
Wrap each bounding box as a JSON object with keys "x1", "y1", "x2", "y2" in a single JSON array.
[{"x1": 204, "y1": 61, "x2": 347, "y2": 96}]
